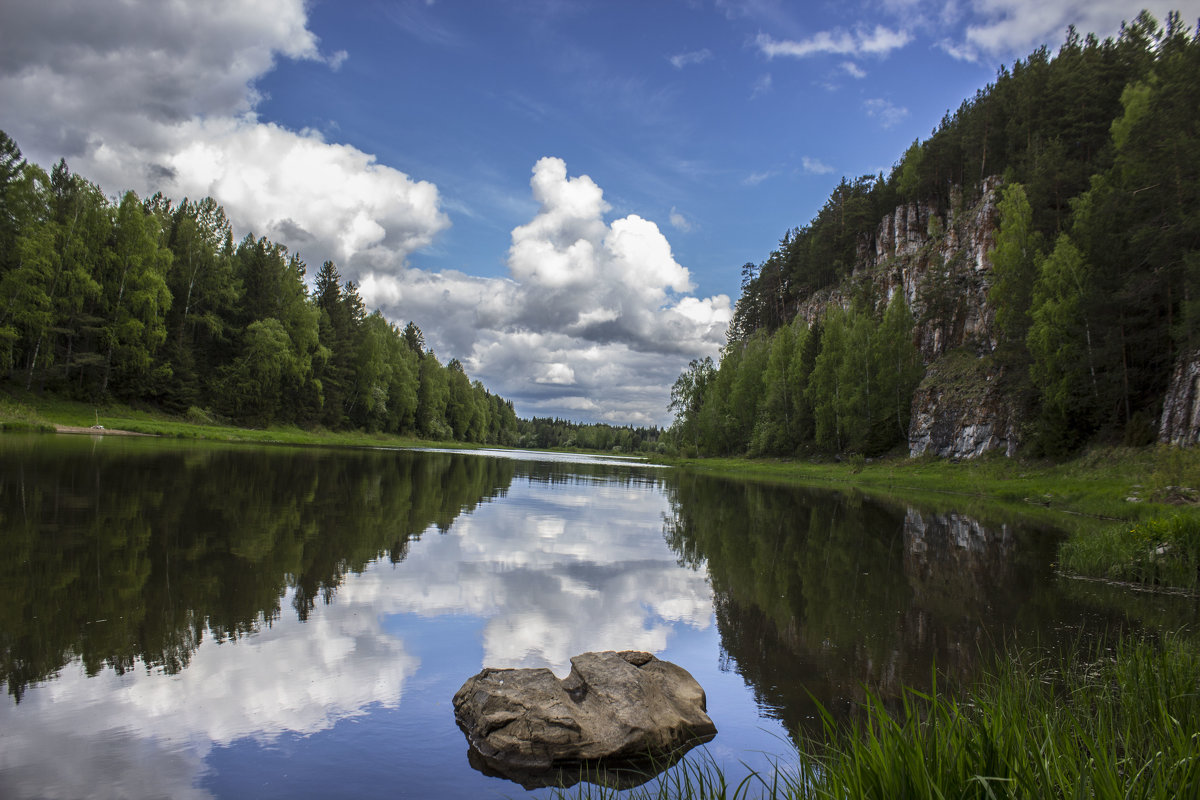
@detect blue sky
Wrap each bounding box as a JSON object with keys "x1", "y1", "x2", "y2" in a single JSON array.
[{"x1": 2, "y1": 0, "x2": 1193, "y2": 425}]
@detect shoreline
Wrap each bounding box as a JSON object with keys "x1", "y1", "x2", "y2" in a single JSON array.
[{"x1": 53, "y1": 424, "x2": 155, "y2": 436}]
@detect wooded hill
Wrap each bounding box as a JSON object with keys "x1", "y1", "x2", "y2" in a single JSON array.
[
  {"x1": 669, "y1": 11, "x2": 1199, "y2": 458},
  {"x1": 0, "y1": 136, "x2": 522, "y2": 443}
]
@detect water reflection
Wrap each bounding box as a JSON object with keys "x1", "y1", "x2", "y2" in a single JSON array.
[
  {"x1": 1, "y1": 589, "x2": 418, "y2": 799},
  {"x1": 0, "y1": 436, "x2": 516, "y2": 701},
  {"x1": 1, "y1": 437, "x2": 1195, "y2": 799},
  {"x1": 661, "y1": 471, "x2": 1180, "y2": 740},
  {"x1": 0, "y1": 436, "x2": 714, "y2": 798}
]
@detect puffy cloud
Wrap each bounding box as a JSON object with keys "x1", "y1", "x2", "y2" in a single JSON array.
[
  {"x1": 360, "y1": 158, "x2": 730, "y2": 425},
  {"x1": 0, "y1": 593, "x2": 418, "y2": 800},
  {"x1": 0, "y1": 0, "x2": 449, "y2": 272},
  {"x1": 2, "y1": 2, "x2": 724, "y2": 425},
  {"x1": 755, "y1": 26, "x2": 912, "y2": 59}
]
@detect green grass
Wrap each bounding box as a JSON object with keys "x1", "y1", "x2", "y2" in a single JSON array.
[
  {"x1": 0, "y1": 394, "x2": 57, "y2": 432},
  {"x1": 796, "y1": 634, "x2": 1200, "y2": 799},
  {"x1": 664, "y1": 446, "x2": 1200, "y2": 521},
  {"x1": 553, "y1": 635, "x2": 1200, "y2": 799},
  {"x1": 665, "y1": 447, "x2": 1200, "y2": 591},
  {"x1": 1060, "y1": 514, "x2": 1200, "y2": 591},
  {"x1": 0, "y1": 389, "x2": 482, "y2": 450}
]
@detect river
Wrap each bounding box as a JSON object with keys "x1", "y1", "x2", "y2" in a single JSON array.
[{"x1": 0, "y1": 435, "x2": 1194, "y2": 798}]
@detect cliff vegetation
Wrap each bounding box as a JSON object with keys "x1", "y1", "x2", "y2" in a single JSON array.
[{"x1": 668, "y1": 11, "x2": 1200, "y2": 459}]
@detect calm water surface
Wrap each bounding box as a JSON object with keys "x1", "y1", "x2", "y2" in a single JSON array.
[{"x1": 1, "y1": 435, "x2": 1195, "y2": 798}]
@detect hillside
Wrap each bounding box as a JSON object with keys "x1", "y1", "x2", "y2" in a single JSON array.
[{"x1": 669, "y1": 11, "x2": 1200, "y2": 459}]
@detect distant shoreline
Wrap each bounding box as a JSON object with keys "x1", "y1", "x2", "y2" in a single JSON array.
[{"x1": 54, "y1": 424, "x2": 154, "y2": 437}]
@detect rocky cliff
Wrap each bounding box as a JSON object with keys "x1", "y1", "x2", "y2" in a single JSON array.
[
  {"x1": 796, "y1": 177, "x2": 1002, "y2": 362},
  {"x1": 789, "y1": 178, "x2": 1199, "y2": 457},
  {"x1": 795, "y1": 177, "x2": 1026, "y2": 458},
  {"x1": 1159, "y1": 349, "x2": 1200, "y2": 446}
]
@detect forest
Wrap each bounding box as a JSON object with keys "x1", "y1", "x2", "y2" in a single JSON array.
[
  {"x1": 0, "y1": 132, "x2": 525, "y2": 443},
  {"x1": 669, "y1": 11, "x2": 1199, "y2": 458}
]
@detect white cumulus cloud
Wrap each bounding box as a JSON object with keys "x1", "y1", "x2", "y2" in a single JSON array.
[
  {"x1": 360, "y1": 158, "x2": 731, "y2": 425},
  {"x1": 946, "y1": 0, "x2": 1193, "y2": 61},
  {"x1": 0, "y1": 0, "x2": 449, "y2": 272}
]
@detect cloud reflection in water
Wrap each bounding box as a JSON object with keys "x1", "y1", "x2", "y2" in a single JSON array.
[{"x1": 0, "y1": 465, "x2": 713, "y2": 798}]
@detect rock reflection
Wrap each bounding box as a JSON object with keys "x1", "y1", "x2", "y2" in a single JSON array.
[
  {"x1": 465, "y1": 737, "x2": 711, "y2": 790},
  {"x1": 662, "y1": 472, "x2": 1072, "y2": 739},
  {"x1": 0, "y1": 437, "x2": 715, "y2": 799}
]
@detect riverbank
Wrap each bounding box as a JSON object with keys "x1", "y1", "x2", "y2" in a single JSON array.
[
  {"x1": 552, "y1": 633, "x2": 1200, "y2": 799},
  {"x1": 5, "y1": 389, "x2": 1198, "y2": 592},
  {"x1": 0, "y1": 391, "x2": 483, "y2": 450},
  {"x1": 663, "y1": 448, "x2": 1200, "y2": 593}
]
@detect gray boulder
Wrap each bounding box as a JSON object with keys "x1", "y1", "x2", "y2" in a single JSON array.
[{"x1": 453, "y1": 650, "x2": 717, "y2": 783}]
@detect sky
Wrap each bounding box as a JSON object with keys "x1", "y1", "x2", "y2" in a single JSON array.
[{"x1": 2, "y1": 0, "x2": 1195, "y2": 426}]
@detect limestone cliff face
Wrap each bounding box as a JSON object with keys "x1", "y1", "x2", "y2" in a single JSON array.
[
  {"x1": 908, "y1": 353, "x2": 1021, "y2": 458},
  {"x1": 796, "y1": 177, "x2": 1003, "y2": 363},
  {"x1": 795, "y1": 177, "x2": 1024, "y2": 458},
  {"x1": 1159, "y1": 349, "x2": 1200, "y2": 446}
]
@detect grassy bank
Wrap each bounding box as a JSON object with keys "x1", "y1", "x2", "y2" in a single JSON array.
[
  {"x1": 554, "y1": 634, "x2": 1200, "y2": 799},
  {"x1": 666, "y1": 448, "x2": 1200, "y2": 592},
  {"x1": 0, "y1": 390, "x2": 478, "y2": 450}
]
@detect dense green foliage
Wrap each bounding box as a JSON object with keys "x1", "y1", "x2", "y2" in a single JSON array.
[
  {"x1": 0, "y1": 137, "x2": 519, "y2": 442},
  {"x1": 671, "y1": 292, "x2": 923, "y2": 457},
  {"x1": 682, "y1": 12, "x2": 1200, "y2": 457}
]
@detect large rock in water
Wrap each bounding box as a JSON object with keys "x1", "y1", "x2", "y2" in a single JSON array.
[{"x1": 453, "y1": 650, "x2": 717, "y2": 785}]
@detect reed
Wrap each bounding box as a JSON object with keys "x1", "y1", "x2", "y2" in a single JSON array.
[
  {"x1": 553, "y1": 635, "x2": 1200, "y2": 799},
  {"x1": 1060, "y1": 514, "x2": 1200, "y2": 590}
]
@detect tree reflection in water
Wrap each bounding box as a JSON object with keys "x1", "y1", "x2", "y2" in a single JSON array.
[
  {"x1": 0, "y1": 436, "x2": 517, "y2": 702},
  {"x1": 661, "y1": 470, "x2": 1163, "y2": 743}
]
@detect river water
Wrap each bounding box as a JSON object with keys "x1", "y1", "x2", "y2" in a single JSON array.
[{"x1": 0, "y1": 435, "x2": 1195, "y2": 798}]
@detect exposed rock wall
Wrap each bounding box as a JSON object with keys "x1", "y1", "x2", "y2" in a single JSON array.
[
  {"x1": 1159, "y1": 349, "x2": 1200, "y2": 446},
  {"x1": 796, "y1": 177, "x2": 1003, "y2": 363},
  {"x1": 795, "y1": 178, "x2": 1023, "y2": 457},
  {"x1": 908, "y1": 354, "x2": 1021, "y2": 458},
  {"x1": 786, "y1": 177, "x2": 1194, "y2": 458}
]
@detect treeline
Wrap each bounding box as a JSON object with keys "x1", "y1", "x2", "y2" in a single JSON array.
[
  {"x1": 678, "y1": 11, "x2": 1199, "y2": 457},
  {"x1": 670, "y1": 292, "x2": 922, "y2": 457},
  {"x1": 0, "y1": 133, "x2": 519, "y2": 442},
  {"x1": 516, "y1": 416, "x2": 663, "y2": 453}
]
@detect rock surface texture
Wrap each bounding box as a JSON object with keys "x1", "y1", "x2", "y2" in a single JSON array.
[
  {"x1": 795, "y1": 179, "x2": 1020, "y2": 458},
  {"x1": 907, "y1": 352, "x2": 1022, "y2": 458},
  {"x1": 453, "y1": 650, "x2": 717, "y2": 782},
  {"x1": 1160, "y1": 349, "x2": 1200, "y2": 446}
]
